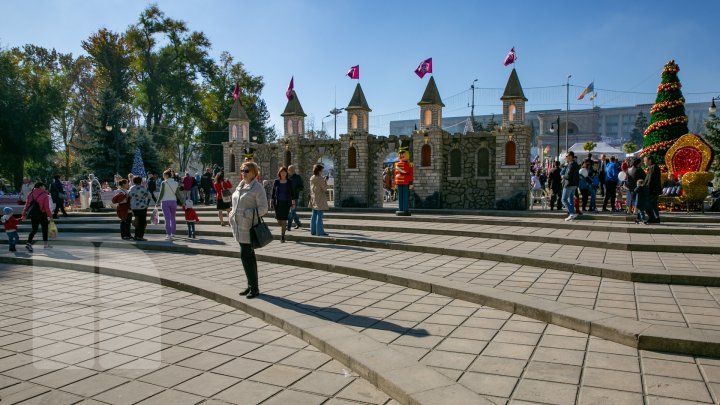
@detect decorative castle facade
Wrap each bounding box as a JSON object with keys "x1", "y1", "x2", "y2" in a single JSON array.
[{"x1": 222, "y1": 70, "x2": 531, "y2": 210}]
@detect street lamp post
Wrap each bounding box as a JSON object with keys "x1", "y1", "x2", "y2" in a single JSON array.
[
  {"x1": 710, "y1": 95, "x2": 720, "y2": 115},
  {"x1": 549, "y1": 116, "x2": 560, "y2": 162},
  {"x1": 105, "y1": 122, "x2": 127, "y2": 176},
  {"x1": 565, "y1": 75, "x2": 571, "y2": 152},
  {"x1": 329, "y1": 107, "x2": 343, "y2": 139},
  {"x1": 470, "y1": 79, "x2": 478, "y2": 123}
]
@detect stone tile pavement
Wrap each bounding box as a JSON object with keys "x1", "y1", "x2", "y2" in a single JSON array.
[
  {"x1": 18, "y1": 232, "x2": 720, "y2": 333},
  {"x1": 0, "y1": 265, "x2": 392, "y2": 405},
  {"x1": 4, "y1": 247, "x2": 720, "y2": 403}
]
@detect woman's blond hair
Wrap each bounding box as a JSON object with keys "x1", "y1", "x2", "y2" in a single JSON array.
[{"x1": 242, "y1": 161, "x2": 260, "y2": 177}]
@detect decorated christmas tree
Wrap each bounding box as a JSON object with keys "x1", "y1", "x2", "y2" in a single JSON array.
[
  {"x1": 131, "y1": 147, "x2": 147, "y2": 178},
  {"x1": 641, "y1": 60, "x2": 689, "y2": 169}
]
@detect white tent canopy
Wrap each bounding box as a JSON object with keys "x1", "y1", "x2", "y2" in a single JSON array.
[{"x1": 566, "y1": 142, "x2": 626, "y2": 160}]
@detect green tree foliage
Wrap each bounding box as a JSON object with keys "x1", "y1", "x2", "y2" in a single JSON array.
[
  {"x1": 583, "y1": 141, "x2": 597, "y2": 152},
  {"x1": 198, "y1": 51, "x2": 275, "y2": 165},
  {"x1": 80, "y1": 28, "x2": 134, "y2": 181},
  {"x1": 485, "y1": 114, "x2": 498, "y2": 132},
  {"x1": 2, "y1": 5, "x2": 274, "y2": 183},
  {"x1": 630, "y1": 111, "x2": 647, "y2": 148},
  {"x1": 623, "y1": 142, "x2": 638, "y2": 154},
  {"x1": 641, "y1": 60, "x2": 689, "y2": 167},
  {"x1": 0, "y1": 46, "x2": 63, "y2": 189}
]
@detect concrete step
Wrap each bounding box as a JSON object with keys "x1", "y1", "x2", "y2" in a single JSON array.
[
  {"x1": 4, "y1": 239, "x2": 720, "y2": 357},
  {"x1": 27, "y1": 220, "x2": 720, "y2": 257}
]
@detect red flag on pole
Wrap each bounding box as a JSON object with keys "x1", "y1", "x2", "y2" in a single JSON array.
[
  {"x1": 503, "y1": 47, "x2": 517, "y2": 66},
  {"x1": 232, "y1": 83, "x2": 240, "y2": 100},
  {"x1": 285, "y1": 77, "x2": 294, "y2": 100},
  {"x1": 347, "y1": 65, "x2": 359, "y2": 80},
  {"x1": 414, "y1": 58, "x2": 432, "y2": 78}
]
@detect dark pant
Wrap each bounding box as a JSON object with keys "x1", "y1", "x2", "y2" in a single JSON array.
[
  {"x1": 603, "y1": 181, "x2": 617, "y2": 210},
  {"x1": 120, "y1": 212, "x2": 133, "y2": 238},
  {"x1": 580, "y1": 188, "x2": 590, "y2": 211},
  {"x1": 647, "y1": 195, "x2": 660, "y2": 222},
  {"x1": 550, "y1": 189, "x2": 563, "y2": 210},
  {"x1": 187, "y1": 222, "x2": 196, "y2": 237},
  {"x1": 286, "y1": 204, "x2": 301, "y2": 230},
  {"x1": 240, "y1": 243, "x2": 259, "y2": 292},
  {"x1": 28, "y1": 216, "x2": 48, "y2": 244},
  {"x1": 53, "y1": 199, "x2": 67, "y2": 218},
  {"x1": 132, "y1": 209, "x2": 147, "y2": 239},
  {"x1": 7, "y1": 231, "x2": 19, "y2": 249},
  {"x1": 203, "y1": 187, "x2": 212, "y2": 204},
  {"x1": 397, "y1": 184, "x2": 409, "y2": 213}
]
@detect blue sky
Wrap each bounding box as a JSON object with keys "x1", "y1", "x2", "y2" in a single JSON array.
[{"x1": 2, "y1": 0, "x2": 719, "y2": 134}]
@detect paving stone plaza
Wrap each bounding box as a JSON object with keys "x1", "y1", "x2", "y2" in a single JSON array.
[{"x1": 1, "y1": 208, "x2": 720, "y2": 404}]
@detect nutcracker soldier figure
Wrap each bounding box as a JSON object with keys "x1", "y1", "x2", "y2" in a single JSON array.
[{"x1": 394, "y1": 140, "x2": 414, "y2": 216}]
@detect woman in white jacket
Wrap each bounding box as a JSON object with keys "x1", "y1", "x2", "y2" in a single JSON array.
[{"x1": 229, "y1": 162, "x2": 268, "y2": 298}]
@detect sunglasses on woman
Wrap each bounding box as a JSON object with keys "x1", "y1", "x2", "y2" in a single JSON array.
[{"x1": 241, "y1": 169, "x2": 251, "y2": 173}]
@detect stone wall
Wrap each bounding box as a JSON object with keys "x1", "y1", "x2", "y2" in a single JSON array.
[
  {"x1": 439, "y1": 132, "x2": 496, "y2": 209},
  {"x1": 222, "y1": 126, "x2": 530, "y2": 211}
]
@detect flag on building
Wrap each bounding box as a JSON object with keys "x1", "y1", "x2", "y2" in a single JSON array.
[
  {"x1": 503, "y1": 47, "x2": 517, "y2": 66},
  {"x1": 589, "y1": 92, "x2": 597, "y2": 101},
  {"x1": 347, "y1": 65, "x2": 359, "y2": 80},
  {"x1": 577, "y1": 82, "x2": 595, "y2": 100},
  {"x1": 232, "y1": 83, "x2": 240, "y2": 100},
  {"x1": 285, "y1": 77, "x2": 294, "y2": 100},
  {"x1": 414, "y1": 58, "x2": 432, "y2": 78}
]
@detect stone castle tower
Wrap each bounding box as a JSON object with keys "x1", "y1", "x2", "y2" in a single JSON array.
[
  {"x1": 339, "y1": 84, "x2": 374, "y2": 206},
  {"x1": 494, "y1": 68, "x2": 531, "y2": 208},
  {"x1": 412, "y1": 76, "x2": 445, "y2": 206},
  {"x1": 223, "y1": 98, "x2": 251, "y2": 182}
]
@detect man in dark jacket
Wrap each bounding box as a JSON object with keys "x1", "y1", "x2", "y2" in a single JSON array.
[
  {"x1": 50, "y1": 175, "x2": 68, "y2": 219},
  {"x1": 200, "y1": 168, "x2": 214, "y2": 205},
  {"x1": 286, "y1": 165, "x2": 304, "y2": 230},
  {"x1": 562, "y1": 152, "x2": 580, "y2": 220},
  {"x1": 547, "y1": 161, "x2": 563, "y2": 210},
  {"x1": 147, "y1": 173, "x2": 158, "y2": 203},
  {"x1": 598, "y1": 154, "x2": 607, "y2": 197},
  {"x1": 644, "y1": 156, "x2": 662, "y2": 223}
]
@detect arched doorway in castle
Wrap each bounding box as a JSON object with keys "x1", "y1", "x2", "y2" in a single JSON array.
[{"x1": 382, "y1": 151, "x2": 398, "y2": 207}]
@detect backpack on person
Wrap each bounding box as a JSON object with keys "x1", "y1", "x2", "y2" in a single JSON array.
[{"x1": 25, "y1": 192, "x2": 43, "y2": 219}]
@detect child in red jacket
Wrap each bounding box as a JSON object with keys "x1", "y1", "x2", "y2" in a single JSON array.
[
  {"x1": 2, "y1": 207, "x2": 21, "y2": 252},
  {"x1": 184, "y1": 200, "x2": 199, "y2": 238}
]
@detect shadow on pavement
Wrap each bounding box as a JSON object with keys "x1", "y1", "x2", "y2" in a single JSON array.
[{"x1": 260, "y1": 294, "x2": 429, "y2": 336}]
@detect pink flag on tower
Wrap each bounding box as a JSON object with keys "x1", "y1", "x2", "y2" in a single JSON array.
[
  {"x1": 232, "y1": 83, "x2": 240, "y2": 100},
  {"x1": 503, "y1": 47, "x2": 517, "y2": 66},
  {"x1": 285, "y1": 77, "x2": 294, "y2": 100},
  {"x1": 347, "y1": 65, "x2": 359, "y2": 79},
  {"x1": 414, "y1": 58, "x2": 432, "y2": 78}
]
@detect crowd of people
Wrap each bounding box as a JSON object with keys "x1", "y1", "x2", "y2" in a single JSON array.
[{"x1": 534, "y1": 152, "x2": 665, "y2": 223}]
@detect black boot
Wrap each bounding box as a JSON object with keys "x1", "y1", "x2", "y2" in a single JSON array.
[{"x1": 239, "y1": 287, "x2": 250, "y2": 296}]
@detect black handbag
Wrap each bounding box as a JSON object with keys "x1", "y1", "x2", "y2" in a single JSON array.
[{"x1": 250, "y1": 208, "x2": 273, "y2": 248}]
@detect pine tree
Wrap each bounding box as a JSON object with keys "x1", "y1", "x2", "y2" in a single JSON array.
[
  {"x1": 133, "y1": 129, "x2": 162, "y2": 177},
  {"x1": 641, "y1": 60, "x2": 689, "y2": 169},
  {"x1": 630, "y1": 111, "x2": 648, "y2": 148},
  {"x1": 81, "y1": 87, "x2": 132, "y2": 181}
]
